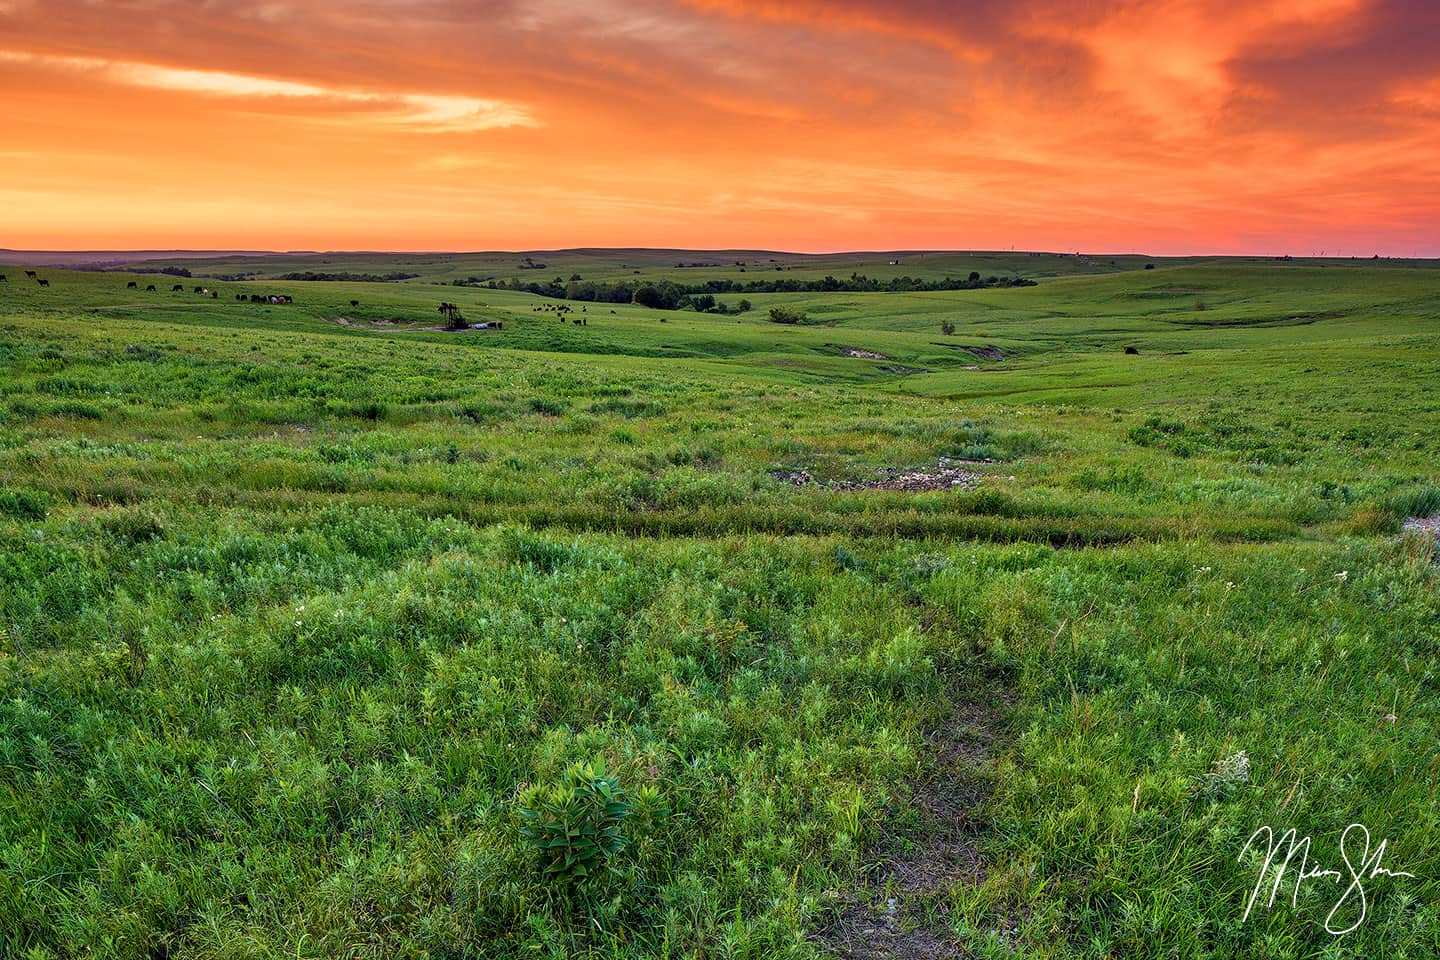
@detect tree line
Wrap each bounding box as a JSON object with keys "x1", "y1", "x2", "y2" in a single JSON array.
[
  {"x1": 276, "y1": 271, "x2": 421, "y2": 282},
  {"x1": 452, "y1": 271, "x2": 1035, "y2": 311}
]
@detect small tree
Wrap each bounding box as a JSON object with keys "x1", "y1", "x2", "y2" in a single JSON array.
[
  {"x1": 940, "y1": 319, "x2": 956, "y2": 336},
  {"x1": 737, "y1": 299, "x2": 752, "y2": 313}
]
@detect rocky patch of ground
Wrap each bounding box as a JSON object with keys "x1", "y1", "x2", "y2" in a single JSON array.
[
  {"x1": 827, "y1": 344, "x2": 894, "y2": 360},
  {"x1": 770, "y1": 461, "x2": 986, "y2": 493},
  {"x1": 1403, "y1": 515, "x2": 1440, "y2": 537}
]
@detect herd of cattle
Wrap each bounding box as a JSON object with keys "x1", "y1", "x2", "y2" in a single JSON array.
[
  {"x1": 0, "y1": 274, "x2": 602, "y2": 331},
  {"x1": 533, "y1": 301, "x2": 590, "y2": 325},
  {"x1": 0, "y1": 272, "x2": 300, "y2": 304},
  {"x1": 1, "y1": 270, "x2": 49, "y2": 286}
]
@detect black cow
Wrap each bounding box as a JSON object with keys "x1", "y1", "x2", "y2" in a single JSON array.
[
  {"x1": 194, "y1": 286, "x2": 204, "y2": 294},
  {"x1": 173, "y1": 284, "x2": 185, "y2": 292},
  {"x1": 127, "y1": 281, "x2": 138, "y2": 289},
  {"x1": 146, "y1": 284, "x2": 157, "y2": 291},
  {"x1": 37, "y1": 278, "x2": 49, "y2": 287},
  {"x1": 350, "y1": 300, "x2": 359, "y2": 307},
  {"x1": 24, "y1": 270, "x2": 36, "y2": 278},
  {"x1": 0, "y1": 274, "x2": 7, "y2": 282}
]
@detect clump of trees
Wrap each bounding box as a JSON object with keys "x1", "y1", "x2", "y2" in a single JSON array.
[{"x1": 768, "y1": 306, "x2": 810, "y2": 325}]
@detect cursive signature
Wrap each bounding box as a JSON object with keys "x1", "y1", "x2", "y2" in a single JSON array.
[{"x1": 1239, "y1": 823, "x2": 1416, "y2": 935}]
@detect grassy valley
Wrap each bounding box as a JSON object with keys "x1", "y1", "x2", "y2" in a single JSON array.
[{"x1": 1, "y1": 254, "x2": 1437, "y2": 959}]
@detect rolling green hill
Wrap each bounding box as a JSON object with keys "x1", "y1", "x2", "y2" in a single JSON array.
[{"x1": 1, "y1": 256, "x2": 1437, "y2": 959}]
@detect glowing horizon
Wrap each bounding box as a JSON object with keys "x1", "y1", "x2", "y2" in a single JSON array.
[{"x1": 2, "y1": 0, "x2": 1437, "y2": 255}]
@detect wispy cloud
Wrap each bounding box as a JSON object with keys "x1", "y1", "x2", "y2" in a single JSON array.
[{"x1": 0, "y1": 49, "x2": 536, "y2": 132}]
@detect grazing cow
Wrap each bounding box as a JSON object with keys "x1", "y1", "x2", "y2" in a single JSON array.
[
  {"x1": 127, "y1": 281, "x2": 138, "y2": 289},
  {"x1": 1124, "y1": 346, "x2": 1140, "y2": 356},
  {"x1": 572, "y1": 318, "x2": 582, "y2": 325},
  {"x1": 37, "y1": 278, "x2": 49, "y2": 287},
  {"x1": 350, "y1": 300, "x2": 359, "y2": 307},
  {"x1": 0, "y1": 275, "x2": 7, "y2": 282},
  {"x1": 194, "y1": 286, "x2": 204, "y2": 294},
  {"x1": 173, "y1": 284, "x2": 184, "y2": 292},
  {"x1": 25, "y1": 270, "x2": 36, "y2": 278},
  {"x1": 211, "y1": 291, "x2": 218, "y2": 299},
  {"x1": 146, "y1": 284, "x2": 156, "y2": 292}
]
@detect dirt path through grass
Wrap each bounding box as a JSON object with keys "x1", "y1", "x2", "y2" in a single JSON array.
[{"x1": 816, "y1": 655, "x2": 1013, "y2": 958}]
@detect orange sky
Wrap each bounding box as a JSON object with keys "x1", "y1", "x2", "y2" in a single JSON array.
[{"x1": 1, "y1": 0, "x2": 1437, "y2": 254}]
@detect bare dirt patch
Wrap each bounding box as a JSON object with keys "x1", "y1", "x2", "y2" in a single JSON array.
[
  {"x1": 330, "y1": 316, "x2": 410, "y2": 328},
  {"x1": 933, "y1": 344, "x2": 1007, "y2": 362}
]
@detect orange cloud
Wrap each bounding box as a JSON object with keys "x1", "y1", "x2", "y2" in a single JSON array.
[{"x1": 0, "y1": 0, "x2": 1435, "y2": 254}]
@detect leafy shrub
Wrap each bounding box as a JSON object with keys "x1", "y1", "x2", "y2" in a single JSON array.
[
  {"x1": 589, "y1": 398, "x2": 667, "y2": 419},
  {"x1": 48, "y1": 400, "x2": 105, "y2": 420},
  {"x1": 346, "y1": 400, "x2": 388, "y2": 421},
  {"x1": 519, "y1": 760, "x2": 632, "y2": 886},
  {"x1": 123, "y1": 344, "x2": 163, "y2": 362},
  {"x1": 0, "y1": 488, "x2": 48, "y2": 520},
  {"x1": 500, "y1": 528, "x2": 578, "y2": 573},
  {"x1": 529, "y1": 397, "x2": 566, "y2": 417},
  {"x1": 99, "y1": 507, "x2": 165, "y2": 544}
]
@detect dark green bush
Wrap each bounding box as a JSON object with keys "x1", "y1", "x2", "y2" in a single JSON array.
[
  {"x1": 519, "y1": 761, "x2": 632, "y2": 887},
  {"x1": 0, "y1": 488, "x2": 48, "y2": 521}
]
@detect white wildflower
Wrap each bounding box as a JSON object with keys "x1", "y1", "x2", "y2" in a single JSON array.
[{"x1": 1195, "y1": 749, "x2": 1251, "y2": 799}]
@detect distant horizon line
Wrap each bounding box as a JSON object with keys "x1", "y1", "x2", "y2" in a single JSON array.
[{"x1": 3, "y1": 247, "x2": 1436, "y2": 261}]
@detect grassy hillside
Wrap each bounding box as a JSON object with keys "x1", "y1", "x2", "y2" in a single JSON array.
[{"x1": 1, "y1": 258, "x2": 1437, "y2": 959}]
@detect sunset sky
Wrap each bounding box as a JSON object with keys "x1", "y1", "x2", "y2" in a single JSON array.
[{"x1": 2, "y1": 0, "x2": 1437, "y2": 254}]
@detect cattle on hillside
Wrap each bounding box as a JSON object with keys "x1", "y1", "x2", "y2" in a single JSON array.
[{"x1": 127, "y1": 281, "x2": 138, "y2": 289}]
